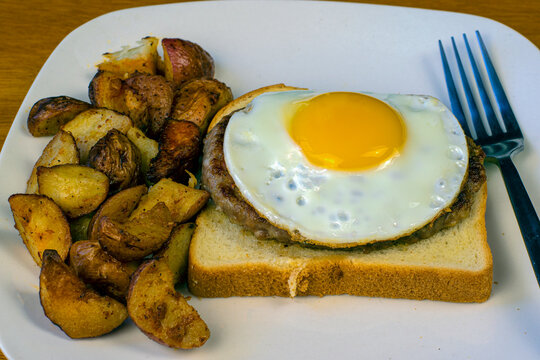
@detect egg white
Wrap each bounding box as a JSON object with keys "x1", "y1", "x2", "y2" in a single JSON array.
[{"x1": 223, "y1": 90, "x2": 468, "y2": 246}]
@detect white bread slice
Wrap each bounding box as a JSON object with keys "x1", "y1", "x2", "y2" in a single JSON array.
[{"x1": 188, "y1": 184, "x2": 492, "y2": 303}]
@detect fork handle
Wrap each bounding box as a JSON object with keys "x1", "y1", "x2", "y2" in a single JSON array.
[{"x1": 498, "y1": 156, "x2": 540, "y2": 286}]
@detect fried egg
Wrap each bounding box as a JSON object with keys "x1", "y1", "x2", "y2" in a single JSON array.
[{"x1": 223, "y1": 90, "x2": 468, "y2": 246}]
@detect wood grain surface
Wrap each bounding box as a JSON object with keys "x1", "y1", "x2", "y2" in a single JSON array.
[{"x1": 0, "y1": 0, "x2": 538, "y2": 359}]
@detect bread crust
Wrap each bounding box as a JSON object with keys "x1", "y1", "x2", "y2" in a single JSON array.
[{"x1": 188, "y1": 184, "x2": 492, "y2": 303}]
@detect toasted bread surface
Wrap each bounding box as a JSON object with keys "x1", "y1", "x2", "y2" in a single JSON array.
[{"x1": 188, "y1": 184, "x2": 491, "y2": 303}]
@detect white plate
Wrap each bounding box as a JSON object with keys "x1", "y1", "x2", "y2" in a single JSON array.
[{"x1": 1, "y1": 1, "x2": 539, "y2": 359}]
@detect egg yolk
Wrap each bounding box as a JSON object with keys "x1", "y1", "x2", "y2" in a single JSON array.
[{"x1": 287, "y1": 92, "x2": 406, "y2": 171}]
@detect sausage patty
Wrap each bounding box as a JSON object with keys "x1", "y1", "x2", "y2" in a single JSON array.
[{"x1": 202, "y1": 115, "x2": 486, "y2": 249}]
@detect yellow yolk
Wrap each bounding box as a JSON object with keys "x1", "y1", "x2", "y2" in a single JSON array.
[{"x1": 287, "y1": 92, "x2": 407, "y2": 171}]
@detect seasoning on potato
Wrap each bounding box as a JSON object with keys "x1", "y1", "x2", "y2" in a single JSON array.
[
  {"x1": 39, "y1": 249, "x2": 128, "y2": 338},
  {"x1": 88, "y1": 184, "x2": 148, "y2": 242},
  {"x1": 37, "y1": 164, "x2": 109, "y2": 218},
  {"x1": 171, "y1": 78, "x2": 233, "y2": 134},
  {"x1": 8, "y1": 194, "x2": 72, "y2": 267},
  {"x1": 97, "y1": 202, "x2": 174, "y2": 262},
  {"x1": 127, "y1": 259, "x2": 210, "y2": 348},
  {"x1": 61, "y1": 108, "x2": 132, "y2": 163},
  {"x1": 130, "y1": 178, "x2": 209, "y2": 223}
]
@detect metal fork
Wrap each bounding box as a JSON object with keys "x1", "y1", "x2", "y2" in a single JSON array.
[{"x1": 439, "y1": 31, "x2": 540, "y2": 286}]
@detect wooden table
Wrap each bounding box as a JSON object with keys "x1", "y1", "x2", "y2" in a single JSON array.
[{"x1": 0, "y1": 0, "x2": 538, "y2": 358}]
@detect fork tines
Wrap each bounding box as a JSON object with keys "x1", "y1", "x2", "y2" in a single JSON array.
[{"x1": 438, "y1": 31, "x2": 522, "y2": 146}]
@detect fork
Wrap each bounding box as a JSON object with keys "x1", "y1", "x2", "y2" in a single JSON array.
[{"x1": 439, "y1": 31, "x2": 540, "y2": 287}]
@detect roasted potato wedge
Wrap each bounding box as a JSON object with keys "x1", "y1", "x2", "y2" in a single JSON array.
[
  {"x1": 98, "y1": 36, "x2": 159, "y2": 77},
  {"x1": 127, "y1": 259, "x2": 210, "y2": 348},
  {"x1": 26, "y1": 130, "x2": 80, "y2": 194},
  {"x1": 28, "y1": 96, "x2": 92, "y2": 137},
  {"x1": 61, "y1": 108, "x2": 132, "y2": 163},
  {"x1": 156, "y1": 223, "x2": 195, "y2": 284},
  {"x1": 89, "y1": 70, "x2": 149, "y2": 130},
  {"x1": 88, "y1": 184, "x2": 147, "y2": 241},
  {"x1": 125, "y1": 74, "x2": 174, "y2": 137},
  {"x1": 130, "y1": 178, "x2": 209, "y2": 223},
  {"x1": 37, "y1": 164, "x2": 109, "y2": 218},
  {"x1": 40, "y1": 249, "x2": 128, "y2": 338},
  {"x1": 88, "y1": 129, "x2": 141, "y2": 192},
  {"x1": 171, "y1": 78, "x2": 232, "y2": 134},
  {"x1": 162, "y1": 38, "x2": 214, "y2": 88},
  {"x1": 69, "y1": 240, "x2": 134, "y2": 300},
  {"x1": 147, "y1": 120, "x2": 201, "y2": 184},
  {"x1": 8, "y1": 194, "x2": 71, "y2": 266},
  {"x1": 126, "y1": 127, "x2": 159, "y2": 175},
  {"x1": 89, "y1": 72, "x2": 174, "y2": 133},
  {"x1": 97, "y1": 202, "x2": 174, "y2": 262}
]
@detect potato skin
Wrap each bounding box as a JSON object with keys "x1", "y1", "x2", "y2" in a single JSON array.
[
  {"x1": 125, "y1": 74, "x2": 174, "y2": 138},
  {"x1": 96, "y1": 202, "x2": 174, "y2": 262},
  {"x1": 89, "y1": 71, "x2": 149, "y2": 130},
  {"x1": 162, "y1": 38, "x2": 214, "y2": 88},
  {"x1": 147, "y1": 120, "x2": 201, "y2": 184},
  {"x1": 28, "y1": 96, "x2": 92, "y2": 137},
  {"x1": 88, "y1": 129, "x2": 142, "y2": 192},
  {"x1": 39, "y1": 249, "x2": 128, "y2": 338},
  {"x1": 89, "y1": 71, "x2": 174, "y2": 134},
  {"x1": 127, "y1": 259, "x2": 210, "y2": 348},
  {"x1": 69, "y1": 240, "x2": 133, "y2": 300},
  {"x1": 170, "y1": 78, "x2": 233, "y2": 134},
  {"x1": 88, "y1": 184, "x2": 147, "y2": 241}
]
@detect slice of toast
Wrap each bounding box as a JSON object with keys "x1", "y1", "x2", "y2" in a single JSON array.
[{"x1": 188, "y1": 184, "x2": 492, "y2": 303}]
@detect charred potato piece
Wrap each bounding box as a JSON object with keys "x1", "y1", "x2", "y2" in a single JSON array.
[
  {"x1": 127, "y1": 259, "x2": 210, "y2": 348},
  {"x1": 130, "y1": 178, "x2": 209, "y2": 223},
  {"x1": 156, "y1": 223, "x2": 195, "y2": 284},
  {"x1": 97, "y1": 202, "x2": 174, "y2": 262},
  {"x1": 26, "y1": 130, "x2": 80, "y2": 194},
  {"x1": 126, "y1": 127, "x2": 159, "y2": 175},
  {"x1": 88, "y1": 184, "x2": 147, "y2": 241},
  {"x1": 62, "y1": 108, "x2": 132, "y2": 163},
  {"x1": 8, "y1": 194, "x2": 71, "y2": 266},
  {"x1": 88, "y1": 71, "x2": 137, "y2": 119},
  {"x1": 162, "y1": 38, "x2": 214, "y2": 88},
  {"x1": 40, "y1": 249, "x2": 128, "y2": 338},
  {"x1": 98, "y1": 36, "x2": 159, "y2": 77},
  {"x1": 89, "y1": 72, "x2": 174, "y2": 132},
  {"x1": 37, "y1": 164, "x2": 109, "y2": 218},
  {"x1": 69, "y1": 240, "x2": 134, "y2": 300},
  {"x1": 171, "y1": 79, "x2": 232, "y2": 134},
  {"x1": 125, "y1": 74, "x2": 174, "y2": 138},
  {"x1": 147, "y1": 120, "x2": 201, "y2": 184},
  {"x1": 89, "y1": 70, "x2": 149, "y2": 130},
  {"x1": 28, "y1": 96, "x2": 92, "y2": 137},
  {"x1": 88, "y1": 129, "x2": 141, "y2": 192}
]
